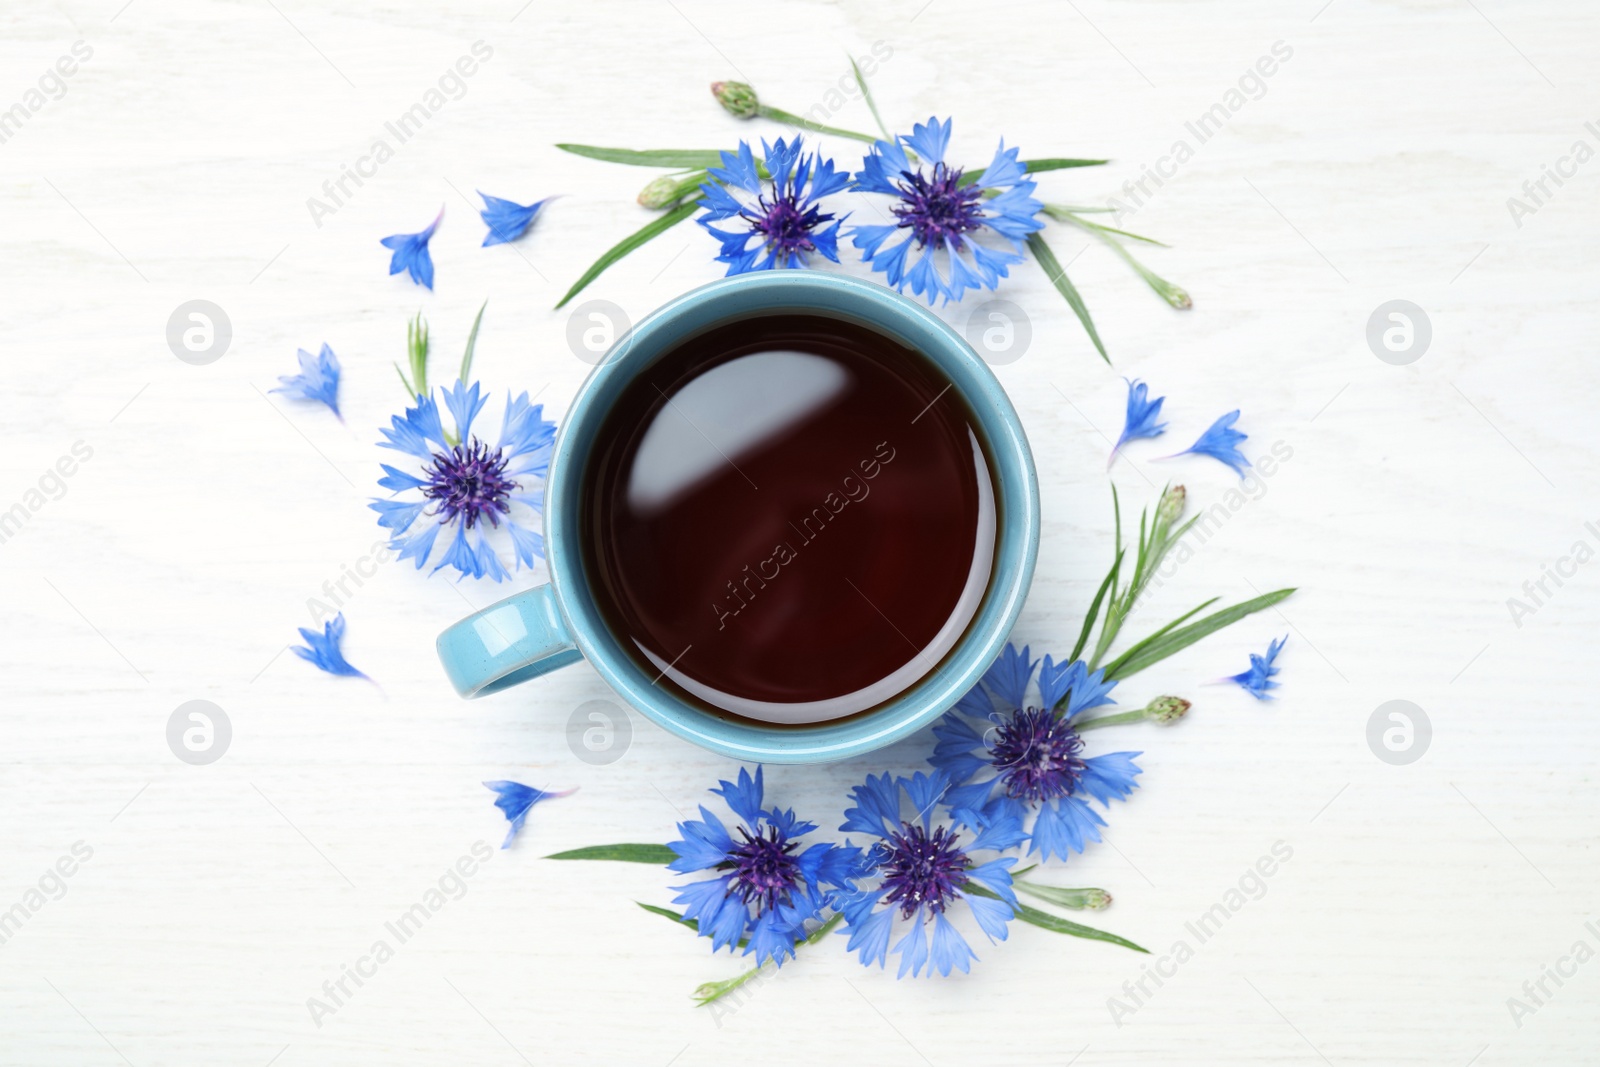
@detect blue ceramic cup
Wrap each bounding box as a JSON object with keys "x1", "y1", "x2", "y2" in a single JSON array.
[{"x1": 436, "y1": 271, "x2": 1037, "y2": 764}]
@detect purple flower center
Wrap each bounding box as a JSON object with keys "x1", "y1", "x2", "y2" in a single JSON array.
[
  {"x1": 892, "y1": 163, "x2": 986, "y2": 251},
  {"x1": 422, "y1": 437, "x2": 515, "y2": 529},
  {"x1": 726, "y1": 824, "x2": 803, "y2": 913},
  {"x1": 878, "y1": 821, "x2": 970, "y2": 919},
  {"x1": 989, "y1": 708, "x2": 1086, "y2": 803},
  {"x1": 742, "y1": 188, "x2": 831, "y2": 265}
]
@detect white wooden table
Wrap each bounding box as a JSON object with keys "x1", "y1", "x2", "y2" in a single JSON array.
[{"x1": 2, "y1": 0, "x2": 1597, "y2": 1063}]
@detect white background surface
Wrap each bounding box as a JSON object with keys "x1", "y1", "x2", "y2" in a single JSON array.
[{"x1": 2, "y1": 0, "x2": 1598, "y2": 1064}]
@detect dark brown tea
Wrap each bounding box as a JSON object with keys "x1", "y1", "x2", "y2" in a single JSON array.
[{"x1": 580, "y1": 313, "x2": 995, "y2": 724}]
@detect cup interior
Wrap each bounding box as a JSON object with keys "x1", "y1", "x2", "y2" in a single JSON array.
[{"x1": 544, "y1": 271, "x2": 1037, "y2": 763}]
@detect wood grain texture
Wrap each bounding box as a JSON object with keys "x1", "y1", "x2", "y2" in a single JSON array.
[{"x1": 1, "y1": 0, "x2": 1597, "y2": 1064}]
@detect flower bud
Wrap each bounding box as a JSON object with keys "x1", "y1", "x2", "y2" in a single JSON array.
[
  {"x1": 1145, "y1": 696, "x2": 1190, "y2": 724},
  {"x1": 1080, "y1": 888, "x2": 1113, "y2": 910},
  {"x1": 711, "y1": 80, "x2": 759, "y2": 119},
  {"x1": 638, "y1": 174, "x2": 688, "y2": 209},
  {"x1": 1156, "y1": 484, "x2": 1187, "y2": 527}
]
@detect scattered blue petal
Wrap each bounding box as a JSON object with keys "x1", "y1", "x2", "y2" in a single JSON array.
[
  {"x1": 1109, "y1": 378, "x2": 1166, "y2": 468},
  {"x1": 380, "y1": 207, "x2": 442, "y2": 289},
  {"x1": 271, "y1": 343, "x2": 343, "y2": 421},
  {"x1": 478, "y1": 192, "x2": 552, "y2": 247},
  {"x1": 1229, "y1": 635, "x2": 1287, "y2": 700},
  {"x1": 290, "y1": 612, "x2": 370, "y2": 681},
  {"x1": 1172, "y1": 410, "x2": 1250, "y2": 476},
  {"x1": 484, "y1": 780, "x2": 576, "y2": 848}
]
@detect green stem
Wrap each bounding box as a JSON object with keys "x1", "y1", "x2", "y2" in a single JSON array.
[
  {"x1": 1011, "y1": 879, "x2": 1113, "y2": 911},
  {"x1": 1044, "y1": 206, "x2": 1167, "y2": 245},
  {"x1": 692, "y1": 912, "x2": 844, "y2": 1006},
  {"x1": 1074, "y1": 709, "x2": 1149, "y2": 730},
  {"x1": 1046, "y1": 208, "x2": 1192, "y2": 310},
  {"x1": 755, "y1": 104, "x2": 880, "y2": 145}
]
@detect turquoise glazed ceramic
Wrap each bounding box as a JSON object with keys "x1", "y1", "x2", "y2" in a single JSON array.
[{"x1": 436, "y1": 271, "x2": 1038, "y2": 763}]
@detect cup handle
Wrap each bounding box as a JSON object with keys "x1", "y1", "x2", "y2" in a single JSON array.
[{"x1": 436, "y1": 584, "x2": 585, "y2": 697}]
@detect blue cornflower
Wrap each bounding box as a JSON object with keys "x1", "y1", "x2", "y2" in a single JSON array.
[
  {"x1": 835, "y1": 770, "x2": 1025, "y2": 977},
  {"x1": 271, "y1": 342, "x2": 343, "y2": 421},
  {"x1": 1109, "y1": 378, "x2": 1166, "y2": 469},
  {"x1": 484, "y1": 780, "x2": 576, "y2": 848},
  {"x1": 850, "y1": 117, "x2": 1044, "y2": 306},
  {"x1": 381, "y1": 207, "x2": 442, "y2": 289},
  {"x1": 370, "y1": 380, "x2": 555, "y2": 581},
  {"x1": 930, "y1": 644, "x2": 1143, "y2": 863},
  {"x1": 1169, "y1": 410, "x2": 1250, "y2": 476},
  {"x1": 667, "y1": 767, "x2": 860, "y2": 967},
  {"x1": 290, "y1": 612, "x2": 369, "y2": 681},
  {"x1": 478, "y1": 192, "x2": 551, "y2": 247},
  {"x1": 1228, "y1": 636, "x2": 1287, "y2": 700},
  {"x1": 697, "y1": 137, "x2": 849, "y2": 274}
]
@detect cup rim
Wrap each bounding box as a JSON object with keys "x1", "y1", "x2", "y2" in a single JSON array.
[{"x1": 543, "y1": 271, "x2": 1038, "y2": 763}]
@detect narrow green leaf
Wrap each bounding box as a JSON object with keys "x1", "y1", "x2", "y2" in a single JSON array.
[
  {"x1": 1069, "y1": 547, "x2": 1123, "y2": 666},
  {"x1": 1012, "y1": 901, "x2": 1147, "y2": 951},
  {"x1": 556, "y1": 144, "x2": 726, "y2": 169},
  {"x1": 966, "y1": 883, "x2": 1146, "y2": 952},
  {"x1": 1026, "y1": 232, "x2": 1108, "y2": 363},
  {"x1": 849, "y1": 54, "x2": 891, "y2": 141},
  {"x1": 406, "y1": 312, "x2": 429, "y2": 399},
  {"x1": 544, "y1": 843, "x2": 677, "y2": 863},
  {"x1": 555, "y1": 200, "x2": 701, "y2": 308},
  {"x1": 1105, "y1": 589, "x2": 1296, "y2": 680},
  {"x1": 1100, "y1": 597, "x2": 1219, "y2": 679},
  {"x1": 459, "y1": 300, "x2": 487, "y2": 384},
  {"x1": 393, "y1": 363, "x2": 414, "y2": 399},
  {"x1": 1022, "y1": 157, "x2": 1110, "y2": 173},
  {"x1": 960, "y1": 158, "x2": 1109, "y2": 188},
  {"x1": 637, "y1": 902, "x2": 749, "y2": 947},
  {"x1": 637, "y1": 902, "x2": 691, "y2": 925},
  {"x1": 1042, "y1": 202, "x2": 1117, "y2": 214}
]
